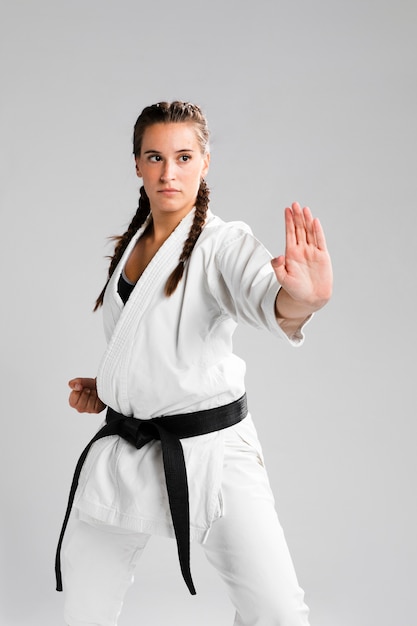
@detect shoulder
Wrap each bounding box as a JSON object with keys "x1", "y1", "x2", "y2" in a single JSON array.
[
  {"x1": 198, "y1": 210, "x2": 254, "y2": 249},
  {"x1": 193, "y1": 210, "x2": 273, "y2": 276}
]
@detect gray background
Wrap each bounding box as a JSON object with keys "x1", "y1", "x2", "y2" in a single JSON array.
[{"x1": 1, "y1": 1, "x2": 416, "y2": 625}]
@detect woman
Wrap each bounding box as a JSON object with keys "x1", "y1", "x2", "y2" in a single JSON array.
[{"x1": 57, "y1": 101, "x2": 333, "y2": 626}]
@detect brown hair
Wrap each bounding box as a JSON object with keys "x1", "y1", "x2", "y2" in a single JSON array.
[{"x1": 94, "y1": 101, "x2": 210, "y2": 310}]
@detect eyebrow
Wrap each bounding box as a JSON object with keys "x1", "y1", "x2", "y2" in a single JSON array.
[{"x1": 143, "y1": 149, "x2": 195, "y2": 154}]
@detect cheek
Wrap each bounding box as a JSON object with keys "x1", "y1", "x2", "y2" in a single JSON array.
[
  {"x1": 141, "y1": 169, "x2": 159, "y2": 186},
  {"x1": 189, "y1": 163, "x2": 206, "y2": 183}
]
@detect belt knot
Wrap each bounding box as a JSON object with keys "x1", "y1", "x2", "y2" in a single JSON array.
[{"x1": 120, "y1": 417, "x2": 158, "y2": 448}]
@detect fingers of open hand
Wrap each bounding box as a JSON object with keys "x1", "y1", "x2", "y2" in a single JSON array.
[
  {"x1": 313, "y1": 217, "x2": 328, "y2": 251},
  {"x1": 284, "y1": 206, "x2": 296, "y2": 246},
  {"x1": 291, "y1": 202, "x2": 309, "y2": 245},
  {"x1": 291, "y1": 203, "x2": 319, "y2": 245},
  {"x1": 302, "y1": 207, "x2": 317, "y2": 246},
  {"x1": 285, "y1": 203, "x2": 308, "y2": 248},
  {"x1": 286, "y1": 203, "x2": 327, "y2": 251}
]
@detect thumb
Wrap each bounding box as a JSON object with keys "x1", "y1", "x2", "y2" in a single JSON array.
[
  {"x1": 271, "y1": 256, "x2": 286, "y2": 283},
  {"x1": 68, "y1": 377, "x2": 96, "y2": 392}
]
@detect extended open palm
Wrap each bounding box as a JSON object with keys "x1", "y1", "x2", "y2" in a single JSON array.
[{"x1": 272, "y1": 202, "x2": 333, "y2": 311}]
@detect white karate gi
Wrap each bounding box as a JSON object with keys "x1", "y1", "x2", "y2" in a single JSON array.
[{"x1": 63, "y1": 208, "x2": 311, "y2": 626}]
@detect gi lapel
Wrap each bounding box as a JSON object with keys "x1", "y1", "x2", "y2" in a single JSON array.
[{"x1": 97, "y1": 209, "x2": 196, "y2": 412}]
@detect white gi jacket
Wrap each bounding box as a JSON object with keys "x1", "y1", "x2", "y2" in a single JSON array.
[{"x1": 74, "y1": 209, "x2": 307, "y2": 543}]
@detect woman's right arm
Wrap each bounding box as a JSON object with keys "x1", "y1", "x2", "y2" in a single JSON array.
[{"x1": 68, "y1": 377, "x2": 107, "y2": 414}]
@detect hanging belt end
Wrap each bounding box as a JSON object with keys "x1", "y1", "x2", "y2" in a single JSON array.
[{"x1": 185, "y1": 574, "x2": 196, "y2": 595}]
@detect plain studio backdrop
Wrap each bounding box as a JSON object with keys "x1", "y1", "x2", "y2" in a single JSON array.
[{"x1": 1, "y1": 1, "x2": 416, "y2": 625}]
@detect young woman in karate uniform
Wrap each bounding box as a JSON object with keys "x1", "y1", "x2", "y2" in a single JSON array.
[{"x1": 60, "y1": 101, "x2": 333, "y2": 626}]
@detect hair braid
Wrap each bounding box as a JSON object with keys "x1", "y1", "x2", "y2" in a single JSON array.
[
  {"x1": 164, "y1": 179, "x2": 210, "y2": 297},
  {"x1": 93, "y1": 186, "x2": 150, "y2": 310}
]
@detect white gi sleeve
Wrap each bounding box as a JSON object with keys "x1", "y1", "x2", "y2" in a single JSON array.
[{"x1": 208, "y1": 223, "x2": 309, "y2": 345}]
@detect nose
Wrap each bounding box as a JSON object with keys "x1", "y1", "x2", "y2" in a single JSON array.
[{"x1": 160, "y1": 159, "x2": 175, "y2": 182}]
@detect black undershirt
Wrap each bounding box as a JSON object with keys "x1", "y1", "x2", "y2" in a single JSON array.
[{"x1": 117, "y1": 271, "x2": 135, "y2": 304}]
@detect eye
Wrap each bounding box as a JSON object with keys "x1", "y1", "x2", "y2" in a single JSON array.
[
  {"x1": 179, "y1": 154, "x2": 191, "y2": 162},
  {"x1": 148, "y1": 154, "x2": 162, "y2": 162}
]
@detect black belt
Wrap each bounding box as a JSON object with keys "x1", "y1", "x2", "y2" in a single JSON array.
[{"x1": 55, "y1": 394, "x2": 247, "y2": 595}]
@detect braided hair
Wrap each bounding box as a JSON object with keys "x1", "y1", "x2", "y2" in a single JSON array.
[{"x1": 94, "y1": 101, "x2": 210, "y2": 310}]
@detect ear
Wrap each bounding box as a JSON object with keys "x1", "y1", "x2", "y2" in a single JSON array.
[
  {"x1": 135, "y1": 157, "x2": 142, "y2": 178},
  {"x1": 201, "y1": 152, "x2": 210, "y2": 179}
]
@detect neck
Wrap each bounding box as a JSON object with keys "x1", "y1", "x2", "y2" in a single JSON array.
[{"x1": 149, "y1": 207, "x2": 194, "y2": 244}]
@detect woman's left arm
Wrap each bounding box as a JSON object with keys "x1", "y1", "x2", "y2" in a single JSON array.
[{"x1": 272, "y1": 202, "x2": 333, "y2": 338}]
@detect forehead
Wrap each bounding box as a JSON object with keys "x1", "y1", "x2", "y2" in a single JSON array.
[{"x1": 140, "y1": 122, "x2": 201, "y2": 153}]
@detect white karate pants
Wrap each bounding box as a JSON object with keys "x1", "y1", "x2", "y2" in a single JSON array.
[{"x1": 62, "y1": 427, "x2": 310, "y2": 626}]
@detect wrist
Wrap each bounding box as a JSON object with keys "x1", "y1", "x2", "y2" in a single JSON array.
[{"x1": 275, "y1": 287, "x2": 327, "y2": 321}]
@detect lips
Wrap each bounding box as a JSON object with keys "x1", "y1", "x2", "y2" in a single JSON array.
[{"x1": 159, "y1": 188, "x2": 180, "y2": 193}]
